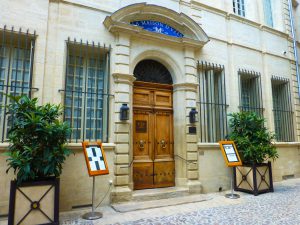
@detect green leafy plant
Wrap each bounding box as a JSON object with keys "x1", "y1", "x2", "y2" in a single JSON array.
[
  {"x1": 228, "y1": 111, "x2": 278, "y2": 164},
  {"x1": 5, "y1": 95, "x2": 72, "y2": 184}
]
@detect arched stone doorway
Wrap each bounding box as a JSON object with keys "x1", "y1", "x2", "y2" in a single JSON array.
[
  {"x1": 105, "y1": 3, "x2": 209, "y2": 201},
  {"x1": 132, "y1": 60, "x2": 174, "y2": 190}
]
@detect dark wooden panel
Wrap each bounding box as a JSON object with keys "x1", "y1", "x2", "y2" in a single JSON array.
[
  {"x1": 154, "y1": 111, "x2": 173, "y2": 159},
  {"x1": 133, "y1": 81, "x2": 174, "y2": 190},
  {"x1": 133, "y1": 162, "x2": 154, "y2": 190},
  {"x1": 154, "y1": 90, "x2": 172, "y2": 108},
  {"x1": 154, "y1": 161, "x2": 175, "y2": 188},
  {"x1": 133, "y1": 110, "x2": 153, "y2": 161},
  {"x1": 133, "y1": 88, "x2": 152, "y2": 107}
]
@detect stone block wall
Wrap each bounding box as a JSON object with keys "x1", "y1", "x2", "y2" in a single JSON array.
[
  {"x1": 198, "y1": 143, "x2": 300, "y2": 194},
  {"x1": 0, "y1": 144, "x2": 115, "y2": 215}
]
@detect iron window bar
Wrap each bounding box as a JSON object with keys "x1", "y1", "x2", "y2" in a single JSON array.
[
  {"x1": 271, "y1": 75, "x2": 289, "y2": 83},
  {"x1": 197, "y1": 61, "x2": 228, "y2": 143},
  {"x1": 58, "y1": 89, "x2": 113, "y2": 96},
  {"x1": 0, "y1": 25, "x2": 37, "y2": 143},
  {"x1": 271, "y1": 76, "x2": 294, "y2": 142},
  {"x1": 238, "y1": 69, "x2": 264, "y2": 117},
  {"x1": 0, "y1": 84, "x2": 38, "y2": 91},
  {"x1": 62, "y1": 38, "x2": 111, "y2": 143}
]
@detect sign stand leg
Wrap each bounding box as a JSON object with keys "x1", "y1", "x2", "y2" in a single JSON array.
[
  {"x1": 82, "y1": 176, "x2": 103, "y2": 220},
  {"x1": 225, "y1": 167, "x2": 240, "y2": 199}
]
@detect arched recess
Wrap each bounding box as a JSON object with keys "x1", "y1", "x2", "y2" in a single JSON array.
[
  {"x1": 131, "y1": 50, "x2": 183, "y2": 84},
  {"x1": 104, "y1": 3, "x2": 209, "y2": 49},
  {"x1": 133, "y1": 60, "x2": 173, "y2": 84},
  {"x1": 132, "y1": 59, "x2": 175, "y2": 190}
]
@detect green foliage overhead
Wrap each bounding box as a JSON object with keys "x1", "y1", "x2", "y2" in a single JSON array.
[
  {"x1": 5, "y1": 95, "x2": 72, "y2": 184},
  {"x1": 228, "y1": 111, "x2": 278, "y2": 164}
]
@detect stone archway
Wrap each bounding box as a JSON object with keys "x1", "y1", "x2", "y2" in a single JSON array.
[
  {"x1": 106, "y1": 3, "x2": 210, "y2": 202},
  {"x1": 132, "y1": 60, "x2": 174, "y2": 190}
]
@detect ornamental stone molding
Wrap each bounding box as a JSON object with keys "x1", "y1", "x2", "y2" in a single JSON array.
[
  {"x1": 112, "y1": 73, "x2": 136, "y2": 85},
  {"x1": 104, "y1": 3, "x2": 209, "y2": 49},
  {"x1": 173, "y1": 82, "x2": 198, "y2": 92}
]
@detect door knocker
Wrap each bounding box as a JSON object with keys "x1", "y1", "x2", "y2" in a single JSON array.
[
  {"x1": 160, "y1": 139, "x2": 167, "y2": 149},
  {"x1": 139, "y1": 140, "x2": 145, "y2": 150}
]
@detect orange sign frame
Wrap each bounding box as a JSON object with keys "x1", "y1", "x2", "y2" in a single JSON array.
[
  {"x1": 219, "y1": 141, "x2": 242, "y2": 167},
  {"x1": 82, "y1": 141, "x2": 109, "y2": 176}
]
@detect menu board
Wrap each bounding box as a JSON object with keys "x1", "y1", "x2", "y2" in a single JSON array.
[
  {"x1": 219, "y1": 141, "x2": 242, "y2": 167},
  {"x1": 82, "y1": 141, "x2": 109, "y2": 176}
]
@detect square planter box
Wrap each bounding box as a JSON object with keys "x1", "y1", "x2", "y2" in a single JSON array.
[
  {"x1": 8, "y1": 178, "x2": 59, "y2": 225},
  {"x1": 233, "y1": 161, "x2": 274, "y2": 196}
]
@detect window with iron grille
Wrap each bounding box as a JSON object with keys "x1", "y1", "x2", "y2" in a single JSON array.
[
  {"x1": 0, "y1": 26, "x2": 37, "y2": 143},
  {"x1": 271, "y1": 76, "x2": 294, "y2": 142},
  {"x1": 233, "y1": 0, "x2": 245, "y2": 17},
  {"x1": 198, "y1": 62, "x2": 228, "y2": 143},
  {"x1": 62, "y1": 39, "x2": 111, "y2": 143},
  {"x1": 238, "y1": 70, "x2": 264, "y2": 117},
  {"x1": 263, "y1": 0, "x2": 273, "y2": 27}
]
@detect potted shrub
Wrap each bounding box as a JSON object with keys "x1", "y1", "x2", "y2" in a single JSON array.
[
  {"x1": 228, "y1": 111, "x2": 278, "y2": 196},
  {"x1": 5, "y1": 95, "x2": 71, "y2": 225}
]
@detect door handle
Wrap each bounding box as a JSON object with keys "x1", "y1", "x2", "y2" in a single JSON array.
[{"x1": 160, "y1": 139, "x2": 167, "y2": 149}]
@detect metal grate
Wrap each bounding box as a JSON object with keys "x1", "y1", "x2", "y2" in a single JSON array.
[
  {"x1": 238, "y1": 69, "x2": 264, "y2": 117},
  {"x1": 133, "y1": 60, "x2": 172, "y2": 84},
  {"x1": 0, "y1": 26, "x2": 38, "y2": 143},
  {"x1": 60, "y1": 38, "x2": 111, "y2": 143},
  {"x1": 197, "y1": 61, "x2": 228, "y2": 143},
  {"x1": 271, "y1": 76, "x2": 294, "y2": 142}
]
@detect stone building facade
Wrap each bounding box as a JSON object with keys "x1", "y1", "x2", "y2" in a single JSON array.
[{"x1": 0, "y1": 0, "x2": 300, "y2": 214}]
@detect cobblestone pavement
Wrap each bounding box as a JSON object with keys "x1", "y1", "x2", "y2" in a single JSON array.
[
  {"x1": 58, "y1": 178, "x2": 300, "y2": 225},
  {"x1": 2, "y1": 179, "x2": 299, "y2": 225},
  {"x1": 110, "y1": 181, "x2": 300, "y2": 225}
]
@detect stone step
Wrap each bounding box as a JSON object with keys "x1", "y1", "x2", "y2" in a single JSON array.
[
  {"x1": 111, "y1": 194, "x2": 211, "y2": 213},
  {"x1": 132, "y1": 187, "x2": 190, "y2": 202}
]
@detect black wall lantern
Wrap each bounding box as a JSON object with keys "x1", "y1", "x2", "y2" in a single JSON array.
[
  {"x1": 189, "y1": 108, "x2": 198, "y2": 124},
  {"x1": 120, "y1": 103, "x2": 129, "y2": 121}
]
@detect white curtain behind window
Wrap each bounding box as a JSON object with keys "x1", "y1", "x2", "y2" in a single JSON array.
[{"x1": 263, "y1": 0, "x2": 273, "y2": 27}]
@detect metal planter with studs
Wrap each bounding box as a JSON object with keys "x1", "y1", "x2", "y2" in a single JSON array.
[
  {"x1": 8, "y1": 178, "x2": 59, "y2": 225},
  {"x1": 233, "y1": 162, "x2": 274, "y2": 196}
]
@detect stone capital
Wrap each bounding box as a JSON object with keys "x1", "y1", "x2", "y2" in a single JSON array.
[
  {"x1": 113, "y1": 73, "x2": 136, "y2": 85},
  {"x1": 173, "y1": 82, "x2": 198, "y2": 92}
]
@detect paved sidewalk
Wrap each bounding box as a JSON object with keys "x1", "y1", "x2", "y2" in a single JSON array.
[
  {"x1": 1, "y1": 178, "x2": 299, "y2": 225},
  {"x1": 59, "y1": 178, "x2": 300, "y2": 225}
]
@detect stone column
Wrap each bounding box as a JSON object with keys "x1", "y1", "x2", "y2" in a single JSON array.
[
  {"x1": 110, "y1": 33, "x2": 135, "y2": 203},
  {"x1": 176, "y1": 47, "x2": 202, "y2": 193}
]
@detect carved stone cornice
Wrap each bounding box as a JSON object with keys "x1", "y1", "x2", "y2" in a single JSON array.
[{"x1": 104, "y1": 3, "x2": 209, "y2": 50}]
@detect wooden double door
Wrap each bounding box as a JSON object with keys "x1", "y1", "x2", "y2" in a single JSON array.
[{"x1": 133, "y1": 81, "x2": 175, "y2": 190}]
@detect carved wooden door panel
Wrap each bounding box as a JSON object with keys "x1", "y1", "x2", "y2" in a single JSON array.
[
  {"x1": 133, "y1": 109, "x2": 154, "y2": 189},
  {"x1": 153, "y1": 110, "x2": 174, "y2": 188},
  {"x1": 133, "y1": 81, "x2": 174, "y2": 190}
]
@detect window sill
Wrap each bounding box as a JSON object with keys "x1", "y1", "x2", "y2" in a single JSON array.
[
  {"x1": 197, "y1": 142, "x2": 300, "y2": 151},
  {"x1": 0, "y1": 143, "x2": 116, "y2": 152},
  {"x1": 67, "y1": 143, "x2": 116, "y2": 151}
]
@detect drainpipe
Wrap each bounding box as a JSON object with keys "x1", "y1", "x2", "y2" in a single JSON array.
[{"x1": 288, "y1": 0, "x2": 300, "y2": 99}]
